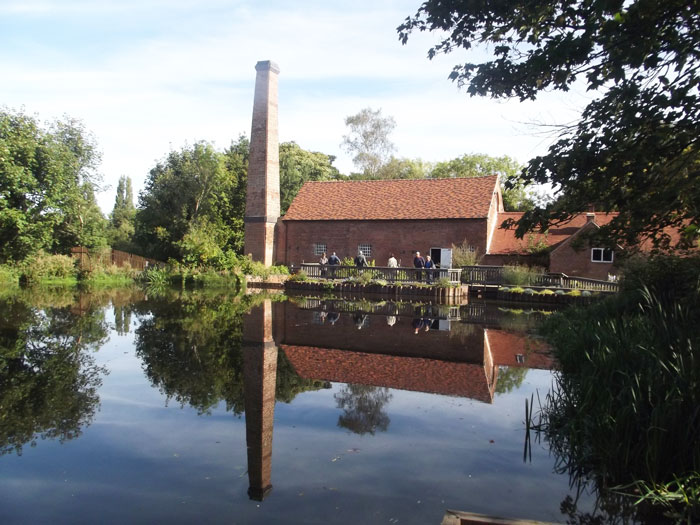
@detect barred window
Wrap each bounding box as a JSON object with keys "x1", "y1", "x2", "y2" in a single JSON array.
[
  {"x1": 314, "y1": 243, "x2": 327, "y2": 256},
  {"x1": 591, "y1": 248, "x2": 613, "y2": 263},
  {"x1": 357, "y1": 243, "x2": 372, "y2": 257}
]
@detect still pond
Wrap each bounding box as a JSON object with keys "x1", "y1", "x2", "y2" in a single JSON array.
[{"x1": 0, "y1": 288, "x2": 599, "y2": 524}]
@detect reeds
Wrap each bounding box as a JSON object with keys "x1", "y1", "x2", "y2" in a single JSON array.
[{"x1": 534, "y1": 286, "x2": 700, "y2": 520}]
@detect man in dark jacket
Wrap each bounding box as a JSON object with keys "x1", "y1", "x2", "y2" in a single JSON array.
[{"x1": 413, "y1": 251, "x2": 425, "y2": 282}]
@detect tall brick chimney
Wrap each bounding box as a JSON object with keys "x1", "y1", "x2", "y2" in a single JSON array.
[
  {"x1": 244, "y1": 60, "x2": 281, "y2": 266},
  {"x1": 242, "y1": 299, "x2": 278, "y2": 501}
]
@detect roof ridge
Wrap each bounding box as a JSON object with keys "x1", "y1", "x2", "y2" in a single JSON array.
[{"x1": 303, "y1": 174, "x2": 499, "y2": 184}]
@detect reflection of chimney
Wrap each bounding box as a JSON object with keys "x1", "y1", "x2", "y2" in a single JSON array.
[
  {"x1": 586, "y1": 212, "x2": 595, "y2": 223},
  {"x1": 243, "y1": 299, "x2": 278, "y2": 501}
]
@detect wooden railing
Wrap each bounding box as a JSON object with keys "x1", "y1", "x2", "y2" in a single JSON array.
[
  {"x1": 298, "y1": 264, "x2": 462, "y2": 285},
  {"x1": 462, "y1": 265, "x2": 619, "y2": 292}
]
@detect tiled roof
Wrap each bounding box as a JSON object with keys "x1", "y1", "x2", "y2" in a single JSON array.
[
  {"x1": 282, "y1": 175, "x2": 499, "y2": 221},
  {"x1": 281, "y1": 345, "x2": 495, "y2": 403},
  {"x1": 489, "y1": 212, "x2": 618, "y2": 254}
]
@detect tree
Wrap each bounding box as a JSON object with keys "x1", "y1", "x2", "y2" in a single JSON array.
[
  {"x1": 431, "y1": 153, "x2": 534, "y2": 211},
  {"x1": 0, "y1": 109, "x2": 107, "y2": 261},
  {"x1": 341, "y1": 108, "x2": 396, "y2": 176},
  {"x1": 109, "y1": 175, "x2": 136, "y2": 250},
  {"x1": 374, "y1": 157, "x2": 430, "y2": 180},
  {"x1": 280, "y1": 142, "x2": 340, "y2": 213},
  {"x1": 135, "y1": 141, "x2": 237, "y2": 261},
  {"x1": 398, "y1": 1, "x2": 700, "y2": 249}
]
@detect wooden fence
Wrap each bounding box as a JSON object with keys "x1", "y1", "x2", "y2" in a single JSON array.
[
  {"x1": 299, "y1": 264, "x2": 462, "y2": 285},
  {"x1": 462, "y1": 265, "x2": 619, "y2": 292},
  {"x1": 71, "y1": 247, "x2": 161, "y2": 271}
]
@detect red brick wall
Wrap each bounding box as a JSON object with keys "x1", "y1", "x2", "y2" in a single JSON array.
[
  {"x1": 550, "y1": 243, "x2": 616, "y2": 280},
  {"x1": 280, "y1": 218, "x2": 488, "y2": 267}
]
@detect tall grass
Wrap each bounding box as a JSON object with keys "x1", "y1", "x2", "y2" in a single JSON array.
[{"x1": 535, "y1": 280, "x2": 700, "y2": 520}]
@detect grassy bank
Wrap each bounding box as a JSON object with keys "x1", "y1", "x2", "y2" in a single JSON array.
[
  {"x1": 1, "y1": 252, "x2": 289, "y2": 290},
  {"x1": 535, "y1": 255, "x2": 700, "y2": 522}
]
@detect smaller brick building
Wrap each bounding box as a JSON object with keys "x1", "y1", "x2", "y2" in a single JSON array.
[{"x1": 487, "y1": 212, "x2": 621, "y2": 280}]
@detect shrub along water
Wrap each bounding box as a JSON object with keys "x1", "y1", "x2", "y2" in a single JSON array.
[{"x1": 534, "y1": 255, "x2": 700, "y2": 521}]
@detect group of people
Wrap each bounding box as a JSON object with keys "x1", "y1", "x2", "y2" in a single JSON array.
[
  {"x1": 318, "y1": 249, "x2": 438, "y2": 282},
  {"x1": 411, "y1": 251, "x2": 437, "y2": 283}
]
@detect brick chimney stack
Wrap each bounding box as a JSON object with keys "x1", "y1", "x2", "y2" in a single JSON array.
[
  {"x1": 586, "y1": 212, "x2": 596, "y2": 223},
  {"x1": 244, "y1": 60, "x2": 281, "y2": 266}
]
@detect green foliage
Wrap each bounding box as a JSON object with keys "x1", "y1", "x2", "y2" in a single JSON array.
[
  {"x1": 341, "y1": 107, "x2": 396, "y2": 176},
  {"x1": 133, "y1": 293, "x2": 325, "y2": 415},
  {"x1": 451, "y1": 240, "x2": 481, "y2": 267},
  {"x1": 0, "y1": 264, "x2": 19, "y2": 285},
  {"x1": 431, "y1": 153, "x2": 533, "y2": 211},
  {"x1": 399, "y1": 0, "x2": 700, "y2": 249},
  {"x1": 135, "y1": 140, "x2": 244, "y2": 261},
  {"x1": 0, "y1": 108, "x2": 107, "y2": 262},
  {"x1": 534, "y1": 259, "x2": 700, "y2": 519},
  {"x1": 280, "y1": 141, "x2": 340, "y2": 214},
  {"x1": 374, "y1": 157, "x2": 430, "y2": 180},
  {"x1": 20, "y1": 253, "x2": 77, "y2": 284},
  {"x1": 288, "y1": 270, "x2": 308, "y2": 282},
  {"x1": 108, "y1": 175, "x2": 136, "y2": 251},
  {"x1": 334, "y1": 384, "x2": 392, "y2": 435},
  {"x1": 502, "y1": 265, "x2": 544, "y2": 286},
  {"x1": 0, "y1": 296, "x2": 109, "y2": 455},
  {"x1": 494, "y1": 366, "x2": 528, "y2": 395}
]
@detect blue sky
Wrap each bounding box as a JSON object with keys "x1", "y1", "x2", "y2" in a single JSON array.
[{"x1": 1, "y1": 0, "x2": 587, "y2": 212}]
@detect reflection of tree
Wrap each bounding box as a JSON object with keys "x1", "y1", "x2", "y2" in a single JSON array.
[
  {"x1": 335, "y1": 384, "x2": 392, "y2": 435},
  {"x1": 114, "y1": 305, "x2": 132, "y2": 335},
  {"x1": 134, "y1": 293, "x2": 326, "y2": 415},
  {"x1": 0, "y1": 297, "x2": 108, "y2": 455},
  {"x1": 494, "y1": 366, "x2": 528, "y2": 395}
]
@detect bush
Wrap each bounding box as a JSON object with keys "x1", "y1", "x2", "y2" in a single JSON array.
[
  {"x1": 451, "y1": 240, "x2": 481, "y2": 266},
  {"x1": 0, "y1": 265, "x2": 19, "y2": 285},
  {"x1": 503, "y1": 264, "x2": 545, "y2": 286},
  {"x1": 288, "y1": 270, "x2": 308, "y2": 282},
  {"x1": 21, "y1": 253, "x2": 77, "y2": 284}
]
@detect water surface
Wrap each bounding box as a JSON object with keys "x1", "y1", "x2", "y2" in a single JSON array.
[{"x1": 0, "y1": 289, "x2": 595, "y2": 524}]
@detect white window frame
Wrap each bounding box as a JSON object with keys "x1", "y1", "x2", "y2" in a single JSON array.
[
  {"x1": 591, "y1": 247, "x2": 614, "y2": 263},
  {"x1": 314, "y1": 243, "x2": 327, "y2": 256},
  {"x1": 357, "y1": 243, "x2": 372, "y2": 257}
]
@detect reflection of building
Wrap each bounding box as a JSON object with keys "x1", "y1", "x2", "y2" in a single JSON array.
[
  {"x1": 242, "y1": 299, "x2": 279, "y2": 501},
  {"x1": 279, "y1": 302, "x2": 553, "y2": 404},
  {"x1": 239, "y1": 299, "x2": 553, "y2": 501}
]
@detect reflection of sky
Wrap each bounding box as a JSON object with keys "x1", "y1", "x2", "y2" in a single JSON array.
[{"x1": 0, "y1": 304, "x2": 595, "y2": 524}]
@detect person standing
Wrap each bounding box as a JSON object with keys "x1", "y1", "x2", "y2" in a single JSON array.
[
  {"x1": 319, "y1": 251, "x2": 328, "y2": 277},
  {"x1": 424, "y1": 255, "x2": 435, "y2": 284},
  {"x1": 413, "y1": 251, "x2": 425, "y2": 282},
  {"x1": 354, "y1": 250, "x2": 368, "y2": 268},
  {"x1": 387, "y1": 253, "x2": 398, "y2": 267},
  {"x1": 328, "y1": 251, "x2": 340, "y2": 278}
]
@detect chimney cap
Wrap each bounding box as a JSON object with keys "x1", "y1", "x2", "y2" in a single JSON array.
[
  {"x1": 586, "y1": 212, "x2": 595, "y2": 223},
  {"x1": 255, "y1": 60, "x2": 280, "y2": 74}
]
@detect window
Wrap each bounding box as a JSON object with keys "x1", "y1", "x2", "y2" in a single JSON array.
[
  {"x1": 516, "y1": 354, "x2": 525, "y2": 364},
  {"x1": 591, "y1": 248, "x2": 614, "y2": 263},
  {"x1": 314, "y1": 243, "x2": 327, "y2": 256},
  {"x1": 357, "y1": 243, "x2": 372, "y2": 257}
]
